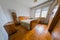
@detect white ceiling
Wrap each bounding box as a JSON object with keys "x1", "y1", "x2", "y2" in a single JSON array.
[
  {"x1": 0, "y1": 0, "x2": 48, "y2": 8},
  {"x1": 16, "y1": 0, "x2": 48, "y2": 8}
]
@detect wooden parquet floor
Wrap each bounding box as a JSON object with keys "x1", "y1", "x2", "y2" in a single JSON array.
[{"x1": 9, "y1": 24, "x2": 52, "y2": 40}]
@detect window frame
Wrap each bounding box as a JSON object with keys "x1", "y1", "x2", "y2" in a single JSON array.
[{"x1": 35, "y1": 5, "x2": 50, "y2": 18}]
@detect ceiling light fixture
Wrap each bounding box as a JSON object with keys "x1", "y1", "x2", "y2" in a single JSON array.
[{"x1": 34, "y1": 0, "x2": 37, "y2": 2}]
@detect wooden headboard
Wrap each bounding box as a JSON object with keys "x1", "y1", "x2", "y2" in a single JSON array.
[{"x1": 18, "y1": 16, "x2": 29, "y2": 20}]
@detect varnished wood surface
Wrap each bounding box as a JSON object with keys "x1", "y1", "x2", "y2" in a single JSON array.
[
  {"x1": 23, "y1": 24, "x2": 52, "y2": 40},
  {"x1": 48, "y1": 5, "x2": 60, "y2": 33},
  {"x1": 30, "y1": 20, "x2": 39, "y2": 29},
  {"x1": 18, "y1": 16, "x2": 29, "y2": 20},
  {"x1": 52, "y1": 19, "x2": 60, "y2": 40},
  {"x1": 9, "y1": 24, "x2": 52, "y2": 40}
]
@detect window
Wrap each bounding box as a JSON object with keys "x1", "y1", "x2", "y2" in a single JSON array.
[
  {"x1": 35, "y1": 6, "x2": 49, "y2": 18},
  {"x1": 35, "y1": 9, "x2": 41, "y2": 18},
  {"x1": 41, "y1": 7, "x2": 49, "y2": 18}
]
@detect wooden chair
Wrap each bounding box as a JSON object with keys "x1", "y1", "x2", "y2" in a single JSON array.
[{"x1": 12, "y1": 12, "x2": 20, "y2": 26}]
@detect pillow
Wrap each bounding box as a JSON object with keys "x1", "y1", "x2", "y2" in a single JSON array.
[
  {"x1": 4, "y1": 23, "x2": 17, "y2": 36},
  {"x1": 18, "y1": 16, "x2": 29, "y2": 20}
]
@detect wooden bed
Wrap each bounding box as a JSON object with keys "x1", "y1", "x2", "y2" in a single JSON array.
[{"x1": 18, "y1": 16, "x2": 39, "y2": 30}]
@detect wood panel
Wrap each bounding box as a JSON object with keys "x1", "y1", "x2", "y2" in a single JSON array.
[
  {"x1": 18, "y1": 16, "x2": 29, "y2": 20},
  {"x1": 52, "y1": 19, "x2": 60, "y2": 40},
  {"x1": 30, "y1": 20, "x2": 38, "y2": 30},
  {"x1": 48, "y1": 5, "x2": 60, "y2": 33}
]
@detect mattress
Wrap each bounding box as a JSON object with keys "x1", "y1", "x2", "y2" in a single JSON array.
[{"x1": 20, "y1": 19, "x2": 34, "y2": 30}]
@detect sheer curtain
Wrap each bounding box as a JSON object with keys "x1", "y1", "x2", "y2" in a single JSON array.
[
  {"x1": 41, "y1": 7, "x2": 49, "y2": 18},
  {"x1": 35, "y1": 9, "x2": 41, "y2": 18},
  {"x1": 35, "y1": 6, "x2": 49, "y2": 18}
]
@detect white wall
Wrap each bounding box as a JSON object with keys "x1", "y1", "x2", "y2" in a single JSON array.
[
  {"x1": 2, "y1": 6, "x2": 13, "y2": 22},
  {"x1": 0, "y1": 6, "x2": 8, "y2": 40},
  {"x1": 16, "y1": 6, "x2": 30, "y2": 17},
  {"x1": 0, "y1": 6, "x2": 8, "y2": 24},
  {"x1": 0, "y1": 0, "x2": 48, "y2": 18},
  {"x1": 0, "y1": 0, "x2": 30, "y2": 18},
  {"x1": 0, "y1": 31, "x2": 5, "y2": 40}
]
